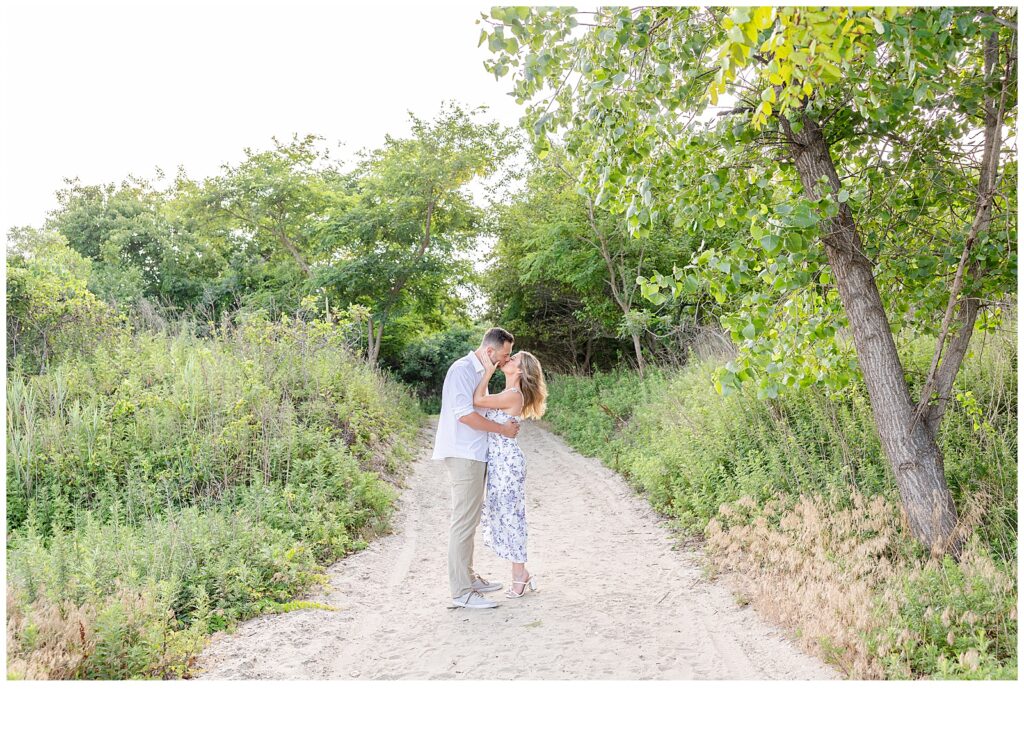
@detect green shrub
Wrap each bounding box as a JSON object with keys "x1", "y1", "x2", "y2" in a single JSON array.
[
  {"x1": 543, "y1": 369, "x2": 663, "y2": 460},
  {"x1": 873, "y1": 546, "x2": 1017, "y2": 680},
  {"x1": 547, "y1": 330, "x2": 1015, "y2": 550},
  {"x1": 6, "y1": 314, "x2": 423, "y2": 679},
  {"x1": 389, "y1": 325, "x2": 477, "y2": 410},
  {"x1": 6, "y1": 227, "x2": 127, "y2": 375},
  {"x1": 6, "y1": 313, "x2": 420, "y2": 534}
]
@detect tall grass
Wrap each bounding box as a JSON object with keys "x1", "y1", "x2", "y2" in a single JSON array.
[
  {"x1": 544, "y1": 327, "x2": 1017, "y2": 679},
  {"x1": 6, "y1": 313, "x2": 422, "y2": 679}
]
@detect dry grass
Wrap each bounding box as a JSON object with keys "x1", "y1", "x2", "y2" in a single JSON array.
[
  {"x1": 706, "y1": 491, "x2": 899, "y2": 677},
  {"x1": 705, "y1": 489, "x2": 1016, "y2": 679},
  {"x1": 6, "y1": 588, "x2": 94, "y2": 680},
  {"x1": 7, "y1": 584, "x2": 208, "y2": 680}
]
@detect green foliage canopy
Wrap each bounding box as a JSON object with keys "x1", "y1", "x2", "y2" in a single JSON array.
[
  {"x1": 6, "y1": 227, "x2": 124, "y2": 373},
  {"x1": 481, "y1": 6, "x2": 1017, "y2": 398},
  {"x1": 315, "y1": 102, "x2": 517, "y2": 361}
]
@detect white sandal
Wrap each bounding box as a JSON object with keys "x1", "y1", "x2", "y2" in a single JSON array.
[{"x1": 505, "y1": 575, "x2": 538, "y2": 599}]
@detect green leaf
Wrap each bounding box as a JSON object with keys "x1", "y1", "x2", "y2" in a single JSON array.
[
  {"x1": 792, "y1": 204, "x2": 819, "y2": 228},
  {"x1": 761, "y1": 234, "x2": 781, "y2": 255}
]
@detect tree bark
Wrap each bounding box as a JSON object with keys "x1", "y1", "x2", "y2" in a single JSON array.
[
  {"x1": 630, "y1": 330, "x2": 646, "y2": 378},
  {"x1": 367, "y1": 318, "x2": 385, "y2": 364},
  {"x1": 782, "y1": 113, "x2": 961, "y2": 557}
]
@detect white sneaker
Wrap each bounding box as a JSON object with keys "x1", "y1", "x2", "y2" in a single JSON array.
[
  {"x1": 451, "y1": 591, "x2": 499, "y2": 609},
  {"x1": 471, "y1": 574, "x2": 503, "y2": 593}
]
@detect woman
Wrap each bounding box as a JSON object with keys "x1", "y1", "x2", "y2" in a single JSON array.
[{"x1": 473, "y1": 350, "x2": 548, "y2": 598}]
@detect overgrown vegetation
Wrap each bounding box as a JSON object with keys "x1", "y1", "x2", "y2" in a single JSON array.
[
  {"x1": 6, "y1": 315, "x2": 421, "y2": 679},
  {"x1": 5, "y1": 7, "x2": 1017, "y2": 683},
  {"x1": 484, "y1": 3, "x2": 1017, "y2": 558},
  {"x1": 543, "y1": 327, "x2": 1016, "y2": 679}
]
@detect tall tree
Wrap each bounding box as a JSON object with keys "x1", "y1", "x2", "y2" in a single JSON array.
[
  {"x1": 47, "y1": 175, "x2": 240, "y2": 317},
  {"x1": 48, "y1": 177, "x2": 171, "y2": 308},
  {"x1": 482, "y1": 6, "x2": 1017, "y2": 556},
  {"x1": 317, "y1": 103, "x2": 516, "y2": 363},
  {"x1": 187, "y1": 134, "x2": 337, "y2": 298}
]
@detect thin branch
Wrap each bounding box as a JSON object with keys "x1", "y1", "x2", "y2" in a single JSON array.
[{"x1": 716, "y1": 106, "x2": 754, "y2": 117}]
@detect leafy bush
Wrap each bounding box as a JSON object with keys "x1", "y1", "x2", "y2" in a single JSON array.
[
  {"x1": 6, "y1": 314, "x2": 422, "y2": 679},
  {"x1": 874, "y1": 549, "x2": 1017, "y2": 680},
  {"x1": 6, "y1": 312, "x2": 419, "y2": 533},
  {"x1": 547, "y1": 330, "x2": 1015, "y2": 548},
  {"x1": 389, "y1": 325, "x2": 477, "y2": 411},
  {"x1": 543, "y1": 369, "x2": 663, "y2": 459},
  {"x1": 6, "y1": 227, "x2": 127, "y2": 374}
]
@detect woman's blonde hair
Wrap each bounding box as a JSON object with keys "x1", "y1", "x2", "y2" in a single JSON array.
[{"x1": 516, "y1": 351, "x2": 548, "y2": 420}]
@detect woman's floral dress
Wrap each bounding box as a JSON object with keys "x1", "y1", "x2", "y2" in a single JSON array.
[{"x1": 481, "y1": 395, "x2": 528, "y2": 563}]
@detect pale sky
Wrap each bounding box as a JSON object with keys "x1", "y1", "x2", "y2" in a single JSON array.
[{"x1": 0, "y1": 0, "x2": 527, "y2": 243}]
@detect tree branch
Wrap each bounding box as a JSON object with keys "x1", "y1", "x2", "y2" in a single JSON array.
[
  {"x1": 716, "y1": 106, "x2": 753, "y2": 117},
  {"x1": 915, "y1": 27, "x2": 1015, "y2": 434}
]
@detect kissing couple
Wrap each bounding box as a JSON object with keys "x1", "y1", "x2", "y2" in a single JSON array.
[{"x1": 432, "y1": 327, "x2": 548, "y2": 609}]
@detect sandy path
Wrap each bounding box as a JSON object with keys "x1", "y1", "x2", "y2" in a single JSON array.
[{"x1": 195, "y1": 420, "x2": 837, "y2": 679}]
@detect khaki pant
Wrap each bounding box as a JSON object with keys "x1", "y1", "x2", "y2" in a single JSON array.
[{"x1": 444, "y1": 457, "x2": 487, "y2": 598}]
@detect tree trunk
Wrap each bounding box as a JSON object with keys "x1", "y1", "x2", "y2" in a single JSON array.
[
  {"x1": 584, "y1": 197, "x2": 646, "y2": 378},
  {"x1": 630, "y1": 329, "x2": 646, "y2": 379},
  {"x1": 368, "y1": 318, "x2": 386, "y2": 364},
  {"x1": 783, "y1": 113, "x2": 960, "y2": 557},
  {"x1": 919, "y1": 28, "x2": 1013, "y2": 440},
  {"x1": 582, "y1": 333, "x2": 594, "y2": 375}
]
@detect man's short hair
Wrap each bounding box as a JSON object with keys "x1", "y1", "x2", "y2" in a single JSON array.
[{"x1": 482, "y1": 327, "x2": 514, "y2": 349}]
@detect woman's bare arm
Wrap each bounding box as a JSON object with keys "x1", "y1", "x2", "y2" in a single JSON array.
[
  {"x1": 473, "y1": 389, "x2": 522, "y2": 411},
  {"x1": 473, "y1": 355, "x2": 521, "y2": 412},
  {"x1": 459, "y1": 410, "x2": 519, "y2": 437}
]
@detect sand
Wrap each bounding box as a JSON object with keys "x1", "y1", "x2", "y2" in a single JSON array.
[{"x1": 195, "y1": 420, "x2": 837, "y2": 679}]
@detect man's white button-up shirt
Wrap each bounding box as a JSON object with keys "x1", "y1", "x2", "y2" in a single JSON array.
[{"x1": 432, "y1": 351, "x2": 489, "y2": 462}]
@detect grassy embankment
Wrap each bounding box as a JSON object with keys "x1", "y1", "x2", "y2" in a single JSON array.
[
  {"x1": 544, "y1": 328, "x2": 1016, "y2": 679},
  {"x1": 6, "y1": 315, "x2": 422, "y2": 679}
]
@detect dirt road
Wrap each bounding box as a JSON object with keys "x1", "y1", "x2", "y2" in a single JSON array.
[{"x1": 196, "y1": 420, "x2": 836, "y2": 679}]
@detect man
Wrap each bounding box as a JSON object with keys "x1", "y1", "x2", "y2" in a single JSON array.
[{"x1": 433, "y1": 327, "x2": 520, "y2": 609}]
